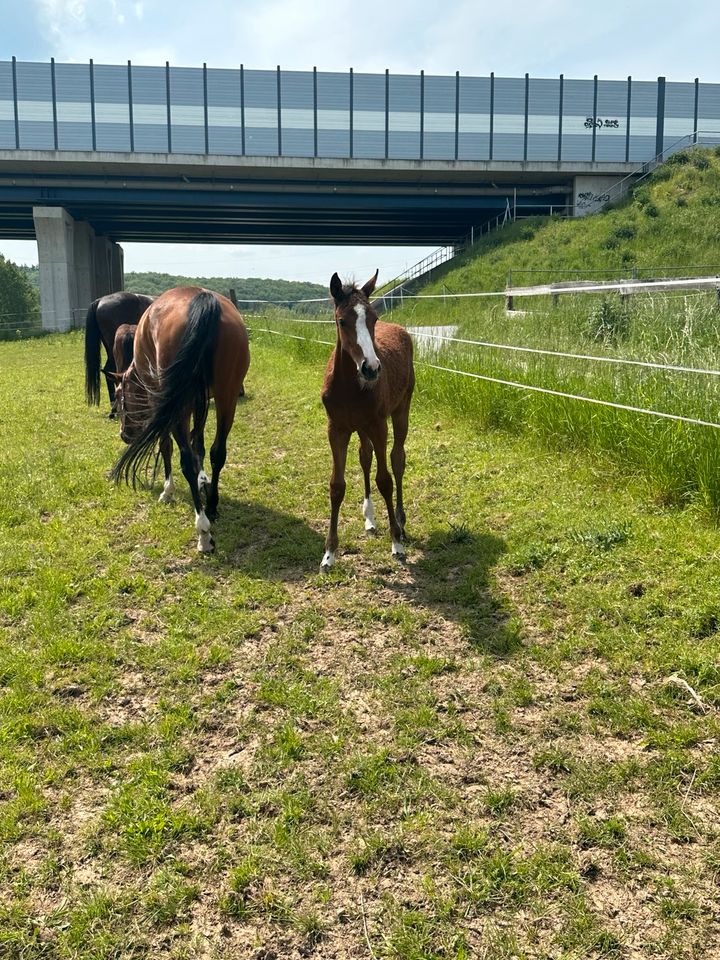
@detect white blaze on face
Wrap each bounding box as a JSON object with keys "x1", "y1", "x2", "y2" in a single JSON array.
[{"x1": 354, "y1": 304, "x2": 380, "y2": 371}]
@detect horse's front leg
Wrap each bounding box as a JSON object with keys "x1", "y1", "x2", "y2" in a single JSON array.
[
  {"x1": 157, "y1": 433, "x2": 175, "y2": 503},
  {"x1": 102, "y1": 356, "x2": 117, "y2": 417},
  {"x1": 358, "y1": 431, "x2": 376, "y2": 533},
  {"x1": 321, "y1": 423, "x2": 351, "y2": 571},
  {"x1": 366, "y1": 419, "x2": 405, "y2": 559},
  {"x1": 174, "y1": 421, "x2": 213, "y2": 553}
]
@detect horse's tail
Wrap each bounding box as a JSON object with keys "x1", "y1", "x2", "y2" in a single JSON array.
[
  {"x1": 84, "y1": 299, "x2": 102, "y2": 405},
  {"x1": 111, "y1": 291, "x2": 221, "y2": 487}
]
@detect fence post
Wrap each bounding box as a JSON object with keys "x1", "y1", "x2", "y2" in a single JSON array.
[{"x1": 228, "y1": 288, "x2": 238, "y2": 307}]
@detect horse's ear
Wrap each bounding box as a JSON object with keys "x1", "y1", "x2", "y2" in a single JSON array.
[
  {"x1": 361, "y1": 269, "x2": 379, "y2": 297},
  {"x1": 329, "y1": 273, "x2": 344, "y2": 302}
]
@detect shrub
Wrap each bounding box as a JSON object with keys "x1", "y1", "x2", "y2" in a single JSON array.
[
  {"x1": 691, "y1": 152, "x2": 710, "y2": 170},
  {"x1": 664, "y1": 151, "x2": 691, "y2": 166},
  {"x1": 585, "y1": 296, "x2": 630, "y2": 344},
  {"x1": 643, "y1": 203, "x2": 660, "y2": 218},
  {"x1": 612, "y1": 225, "x2": 637, "y2": 241}
]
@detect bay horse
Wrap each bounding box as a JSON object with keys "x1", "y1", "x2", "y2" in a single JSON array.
[
  {"x1": 111, "y1": 324, "x2": 138, "y2": 418},
  {"x1": 320, "y1": 270, "x2": 414, "y2": 571},
  {"x1": 85, "y1": 291, "x2": 154, "y2": 414},
  {"x1": 110, "y1": 287, "x2": 250, "y2": 553}
]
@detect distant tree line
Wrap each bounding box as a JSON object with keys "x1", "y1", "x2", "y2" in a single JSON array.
[
  {"x1": 0, "y1": 259, "x2": 41, "y2": 340},
  {"x1": 124, "y1": 271, "x2": 328, "y2": 310}
]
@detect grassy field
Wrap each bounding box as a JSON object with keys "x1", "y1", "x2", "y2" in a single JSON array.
[{"x1": 1, "y1": 330, "x2": 720, "y2": 959}]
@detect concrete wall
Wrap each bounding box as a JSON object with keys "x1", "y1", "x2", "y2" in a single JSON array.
[
  {"x1": 33, "y1": 206, "x2": 123, "y2": 332},
  {"x1": 573, "y1": 175, "x2": 624, "y2": 217}
]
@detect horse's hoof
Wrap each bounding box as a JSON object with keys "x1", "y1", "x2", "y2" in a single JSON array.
[
  {"x1": 391, "y1": 540, "x2": 406, "y2": 560},
  {"x1": 320, "y1": 550, "x2": 335, "y2": 572}
]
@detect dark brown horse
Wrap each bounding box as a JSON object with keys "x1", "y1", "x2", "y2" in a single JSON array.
[
  {"x1": 320, "y1": 270, "x2": 415, "y2": 571},
  {"x1": 111, "y1": 287, "x2": 250, "y2": 553},
  {"x1": 112, "y1": 324, "x2": 137, "y2": 381},
  {"x1": 84, "y1": 291, "x2": 154, "y2": 414}
]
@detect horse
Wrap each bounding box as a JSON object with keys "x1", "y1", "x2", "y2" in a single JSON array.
[
  {"x1": 320, "y1": 270, "x2": 415, "y2": 571},
  {"x1": 110, "y1": 287, "x2": 250, "y2": 553},
  {"x1": 84, "y1": 291, "x2": 154, "y2": 414},
  {"x1": 112, "y1": 324, "x2": 137, "y2": 380},
  {"x1": 110, "y1": 323, "x2": 138, "y2": 417}
]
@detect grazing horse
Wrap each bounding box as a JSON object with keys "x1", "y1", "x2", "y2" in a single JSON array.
[
  {"x1": 320, "y1": 270, "x2": 415, "y2": 571},
  {"x1": 112, "y1": 324, "x2": 137, "y2": 381},
  {"x1": 85, "y1": 291, "x2": 154, "y2": 414},
  {"x1": 110, "y1": 324, "x2": 138, "y2": 418},
  {"x1": 111, "y1": 287, "x2": 250, "y2": 553}
]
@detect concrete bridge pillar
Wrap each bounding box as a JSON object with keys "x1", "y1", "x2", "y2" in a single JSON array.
[
  {"x1": 33, "y1": 206, "x2": 81, "y2": 332},
  {"x1": 33, "y1": 205, "x2": 124, "y2": 332}
]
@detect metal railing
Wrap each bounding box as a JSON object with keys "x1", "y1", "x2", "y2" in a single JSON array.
[
  {"x1": 594, "y1": 130, "x2": 720, "y2": 212},
  {"x1": 373, "y1": 201, "x2": 573, "y2": 313}
]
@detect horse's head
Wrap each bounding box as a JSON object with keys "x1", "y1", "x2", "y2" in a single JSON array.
[
  {"x1": 329, "y1": 270, "x2": 381, "y2": 386},
  {"x1": 114, "y1": 364, "x2": 146, "y2": 445}
]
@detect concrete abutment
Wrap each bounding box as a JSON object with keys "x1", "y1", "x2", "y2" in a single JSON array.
[{"x1": 32, "y1": 206, "x2": 124, "y2": 332}]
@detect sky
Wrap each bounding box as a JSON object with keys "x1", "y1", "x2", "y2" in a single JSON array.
[{"x1": 2, "y1": 0, "x2": 719, "y2": 284}]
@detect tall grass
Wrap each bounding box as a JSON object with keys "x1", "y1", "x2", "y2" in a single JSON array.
[{"x1": 252, "y1": 290, "x2": 720, "y2": 515}]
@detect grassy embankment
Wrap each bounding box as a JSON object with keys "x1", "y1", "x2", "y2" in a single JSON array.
[
  {"x1": 1, "y1": 330, "x2": 719, "y2": 958},
  {"x1": 261, "y1": 148, "x2": 720, "y2": 516}
]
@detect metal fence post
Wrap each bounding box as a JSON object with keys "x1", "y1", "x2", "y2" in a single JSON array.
[
  {"x1": 276, "y1": 65, "x2": 282, "y2": 156},
  {"x1": 165, "y1": 61, "x2": 172, "y2": 153},
  {"x1": 203, "y1": 63, "x2": 209, "y2": 154},
  {"x1": 89, "y1": 59, "x2": 96, "y2": 151},
  {"x1": 127, "y1": 60, "x2": 135, "y2": 152},
  {"x1": 237, "y1": 64, "x2": 245, "y2": 156},
  {"x1": 51, "y1": 57, "x2": 58, "y2": 150},
  {"x1": 11, "y1": 57, "x2": 19, "y2": 149}
]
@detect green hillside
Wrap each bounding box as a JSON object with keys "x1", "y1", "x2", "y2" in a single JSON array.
[
  {"x1": 354, "y1": 147, "x2": 720, "y2": 515},
  {"x1": 406, "y1": 146, "x2": 720, "y2": 307}
]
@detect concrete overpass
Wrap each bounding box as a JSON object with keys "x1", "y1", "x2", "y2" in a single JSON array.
[
  {"x1": 2, "y1": 59, "x2": 715, "y2": 329},
  {"x1": 0, "y1": 148, "x2": 626, "y2": 330}
]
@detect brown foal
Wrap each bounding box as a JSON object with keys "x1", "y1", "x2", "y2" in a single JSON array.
[{"x1": 320, "y1": 270, "x2": 415, "y2": 571}]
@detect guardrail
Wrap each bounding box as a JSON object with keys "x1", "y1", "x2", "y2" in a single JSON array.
[{"x1": 504, "y1": 274, "x2": 720, "y2": 310}]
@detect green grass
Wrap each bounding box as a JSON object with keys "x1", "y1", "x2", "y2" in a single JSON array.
[
  {"x1": 1, "y1": 329, "x2": 719, "y2": 957},
  {"x1": 355, "y1": 148, "x2": 720, "y2": 515}
]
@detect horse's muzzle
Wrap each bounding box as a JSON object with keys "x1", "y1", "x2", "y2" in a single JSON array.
[{"x1": 360, "y1": 360, "x2": 381, "y2": 383}]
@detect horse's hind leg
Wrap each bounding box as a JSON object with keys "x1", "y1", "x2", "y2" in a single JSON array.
[
  {"x1": 158, "y1": 433, "x2": 175, "y2": 504},
  {"x1": 191, "y1": 405, "x2": 210, "y2": 498},
  {"x1": 174, "y1": 419, "x2": 214, "y2": 553},
  {"x1": 391, "y1": 395, "x2": 411, "y2": 537},
  {"x1": 366, "y1": 419, "x2": 404, "y2": 559},
  {"x1": 358, "y1": 431, "x2": 376, "y2": 532}
]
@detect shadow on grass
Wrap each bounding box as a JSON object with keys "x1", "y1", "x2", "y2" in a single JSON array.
[
  {"x1": 401, "y1": 525, "x2": 517, "y2": 658},
  {"x1": 212, "y1": 495, "x2": 325, "y2": 579}
]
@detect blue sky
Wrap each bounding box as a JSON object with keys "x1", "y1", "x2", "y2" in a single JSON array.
[{"x1": 2, "y1": 0, "x2": 718, "y2": 283}]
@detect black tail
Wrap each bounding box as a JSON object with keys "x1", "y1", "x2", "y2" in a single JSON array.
[
  {"x1": 111, "y1": 291, "x2": 221, "y2": 487},
  {"x1": 84, "y1": 299, "x2": 101, "y2": 405}
]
